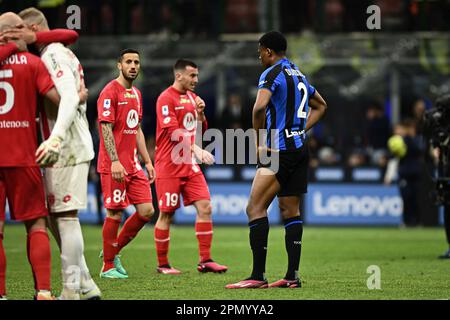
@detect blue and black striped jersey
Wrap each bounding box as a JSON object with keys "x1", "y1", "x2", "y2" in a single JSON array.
[{"x1": 258, "y1": 58, "x2": 315, "y2": 152}]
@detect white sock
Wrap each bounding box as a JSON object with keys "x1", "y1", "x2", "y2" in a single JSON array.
[
  {"x1": 57, "y1": 217, "x2": 85, "y2": 297},
  {"x1": 79, "y1": 255, "x2": 97, "y2": 291}
]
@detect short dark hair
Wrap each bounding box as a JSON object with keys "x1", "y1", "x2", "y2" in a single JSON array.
[
  {"x1": 259, "y1": 31, "x2": 287, "y2": 54},
  {"x1": 173, "y1": 59, "x2": 197, "y2": 71},
  {"x1": 118, "y1": 49, "x2": 140, "y2": 62}
]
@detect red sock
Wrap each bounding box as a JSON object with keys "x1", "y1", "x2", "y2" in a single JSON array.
[
  {"x1": 102, "y1": 217, "x2": 120, "y2": 272},
  {"x1": 26, "y1": 234, "x2": 37, "y2": 290},
  {"x1": 28, "y1": 229, "x2": 51, "y2": 291},
  {"x1": 195, "y1": 221, "x2": 213, "y2": 263},
  {"x1": 117, "y1": 212, "x2": 150, "y2": 250},
  {"x1": 154, "y1": 227, "x2": 170, "y2": 267},
  {"x1": 0, "y1": 233, "x2": 6, "y2": 296}
]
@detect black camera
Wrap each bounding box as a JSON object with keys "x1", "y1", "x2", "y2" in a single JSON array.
[
  {"x1": 423, "y1": 94, "x2": 450, "y2": 205},
  {"x1": 423, "y1": 94, "x2": 450, "y2": 148}
]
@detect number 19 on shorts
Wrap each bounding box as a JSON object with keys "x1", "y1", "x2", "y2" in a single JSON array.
[{"x1": 165, "y1": 192, "x2": 178, "y2": 207}]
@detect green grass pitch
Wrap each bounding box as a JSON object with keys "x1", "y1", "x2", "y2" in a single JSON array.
[{"x1": 2, "y1": 224, "x2": 449, "y2": 300}]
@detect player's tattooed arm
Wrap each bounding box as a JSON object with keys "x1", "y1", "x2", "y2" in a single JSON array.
[
  {"x1": 101, "y1": 122, "x2": 119, "y2": 162},
  {"x1": 102, "y1": 122, "x2": 127, "y2": 182}
]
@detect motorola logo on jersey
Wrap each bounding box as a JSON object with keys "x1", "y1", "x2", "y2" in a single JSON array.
[
  {"x1": 183, "y1": 112, "x2": 196, "y2": 131},
  {"x1": 126, "y1": 109, "x2": 139, "y2": 129}
]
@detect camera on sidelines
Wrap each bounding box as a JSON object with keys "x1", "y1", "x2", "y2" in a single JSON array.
[
  {"x1": 423, "y1": 94, "x2": 450, "y2": 148},
  {"x1": 423, "y1": 94, "x2": 450, "y2": 205}
]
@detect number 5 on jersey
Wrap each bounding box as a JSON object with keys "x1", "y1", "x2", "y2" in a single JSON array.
[{"x1": 0, "y1": 70, "x2": 14, "y2": 115}]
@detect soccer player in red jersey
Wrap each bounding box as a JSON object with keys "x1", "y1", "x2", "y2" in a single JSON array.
[
  {"x1": 153, "y1": 59, "x2": 227, "y2": 274},
  {"x1": 0, "y1": 12, "x2": 62, "y2": 300},
  {"x1": 97, "y1": 49, "x2": 155, "y2": 279}
]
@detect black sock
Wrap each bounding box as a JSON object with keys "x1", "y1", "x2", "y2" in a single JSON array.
[
  {"x1": 248, "y1": 217, "x2": 269, "y2": 280},
  {"x1": 444, "y1": 205, "x2": 450, "y2": 247},
  {"x1": 284, "y1": 216, "x2": 303, "y2": 280}
]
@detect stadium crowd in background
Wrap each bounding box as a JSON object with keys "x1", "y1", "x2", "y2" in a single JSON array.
[{"x1": 3, "y1": 0, "x2": 449, "y2": 36}]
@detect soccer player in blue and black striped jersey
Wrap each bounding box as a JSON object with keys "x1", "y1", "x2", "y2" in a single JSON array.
[{"x1": 227, "y1": 31, "x2": 327, "y2": 289}]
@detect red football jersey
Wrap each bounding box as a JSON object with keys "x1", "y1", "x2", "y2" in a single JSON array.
[
  {"x1": 97, "y1": 80, "x2": 143, "y2": 175},
  {"x1": 155, "y1": 86, "x2": 203, "y2": 178},
  {"x1": 0, "y1": 52, "x2": 54, "y2": 167}
]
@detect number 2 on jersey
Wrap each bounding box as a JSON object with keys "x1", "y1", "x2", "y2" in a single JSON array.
[{"x1": 297, "y1": 82, "x2": 307, "y2": 119}]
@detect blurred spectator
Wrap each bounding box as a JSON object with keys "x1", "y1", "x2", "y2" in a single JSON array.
[
  {"x1": 100, "y1": 1, "x2": 115, "y2": 34},
  {"x1": 376, "y1": 0, "x2": 408, "y2": 31},
  {"x1": 364, "y1": 101, "x2": 391, "y2": 166},
  {"x1": 129, "y1": 1, "x2": 145, "y2": 34},
  {"x1": 411, "y1": 98, "x2": 426, "y2": 135},
  {"x1": 307, "y1": 135, "x2": 321, "y2": 168},
  {"x1": 371, "y1": 149, "x2": 389, "y2": 167},
  {"x1": 224, "y1": 0, "x2": 258, "y2": 33},
  {"x1": 324, "y1": 0, "x2": 345, "y2": 32},
  {"x1": 388, "y1": 119, "x2": 425, "y2": 227},
  {"x1": 318, "y1": 146, "x2": 340, "y2": 165},
  {"x1": 365, "y1": 101, "x2": 391, "y2": 151},
  {"x1": 221, "y1": 93, "x2": 249, "y2": 130},
  {"x1": 347, "y1": 148, "x2": 368, "y2": 167}
]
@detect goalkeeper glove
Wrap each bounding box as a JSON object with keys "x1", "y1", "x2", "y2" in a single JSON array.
[{"x1": 35, "y1": 135, "x2": 63, "y2": 166}]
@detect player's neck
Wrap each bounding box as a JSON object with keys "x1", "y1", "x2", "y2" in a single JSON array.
[
  {"x1": 271, "y1": 56, "x2": 286, "y2": 66},
  {"x1": 116, "y1": 76, "x2": 133, "y2": 89},
  {"x1": 171, "y1": 83, "x2": 186, "y2": 94}
]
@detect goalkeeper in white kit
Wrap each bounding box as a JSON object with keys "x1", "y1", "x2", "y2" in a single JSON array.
[{"x1": 18, "y1": 7, "x2": 101, "y2": 300}]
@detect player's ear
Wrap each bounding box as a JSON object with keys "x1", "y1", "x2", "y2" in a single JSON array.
[{"x1": 117, "y1": 62, "x2": 122, "y2": 71}]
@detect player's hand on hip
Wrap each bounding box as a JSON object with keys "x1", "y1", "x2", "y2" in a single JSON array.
[
  {"x1": 257, "y1": 146, "x2": 277, "y2": 164},
  {"x1": 35, "y1": 135, "x2": 63, "y2": 167},
  {"x1": 145, "y1": 162, "x2": 156, "y2": 184},
  {"x1": 111, "y1": 160, "x2": 127, "y2": 183}
]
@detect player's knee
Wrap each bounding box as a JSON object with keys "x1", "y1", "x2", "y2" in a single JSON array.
[
  {"x1": 159, "y1": 211, "x2": 175, "y2": 224},
  {"x1": 25, "y1": 217, "x2": 48, "y2": 234},
  {"x1": 246, "y1": 203, "x2": 263, "y2": 219},
  {"x1": 107, "y1": 209, "x2": 122, "y2": 219},
  {"x1": 138, "y1": 204, "x2": 154, "y2": 219},
  {"x1": 278, "y1": 203, "x2": 298, "y2": 220},
  {"x1": 199, "y1": 203, "x2": 212, "y2": 217}
]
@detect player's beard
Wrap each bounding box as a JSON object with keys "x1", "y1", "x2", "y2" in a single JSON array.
[{"x1": 122, "y1": 70, "x2": 139, "y2": 82}]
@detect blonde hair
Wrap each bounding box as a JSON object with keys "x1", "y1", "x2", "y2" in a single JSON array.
[{"x1": 18, "y1": 7, "x2": 48, "y2": 28}]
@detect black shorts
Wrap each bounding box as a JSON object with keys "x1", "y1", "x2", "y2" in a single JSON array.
[{"x1": 257, "y1": 146, "x2": 309, "y2": 197}]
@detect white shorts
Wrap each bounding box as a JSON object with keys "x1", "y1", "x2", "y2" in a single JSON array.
[{"x1": 44, "y1": 162, "x2": 90, "y2": 213}]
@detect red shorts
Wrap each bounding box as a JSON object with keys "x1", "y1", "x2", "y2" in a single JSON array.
[
  {"x1": 0, "y1": 167, "x2": 48, "y2": 221},
  {"x1": 155, "y1": 173, "x2": 210, "y2": 212},
  {"x1": 100, "y1": 169, "x2": 152, "y2": 210}
]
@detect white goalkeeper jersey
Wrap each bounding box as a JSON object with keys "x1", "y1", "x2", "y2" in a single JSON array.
[{"x1": 40, "y1": 42, "x2": 94, "y2": 167}]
